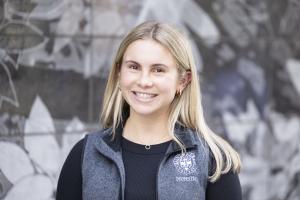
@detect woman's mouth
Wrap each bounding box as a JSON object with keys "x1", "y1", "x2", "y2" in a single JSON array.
[{"x1": 132, "y1": 91, "x2": 157, "y2": 100}]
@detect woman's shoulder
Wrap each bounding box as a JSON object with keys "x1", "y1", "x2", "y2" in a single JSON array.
[
  {"x1": 63, "y1": 137, "x2": 86, "y2": 163},
  {"x1": 65, "y1": 128, "x2": 111, "y2": 156},
  {"x1": 206, "y1": 170, "x2": 242, "y2": 200},
  {"x1": 85, "y1": 127, "x2": 113, "y2": 139}
]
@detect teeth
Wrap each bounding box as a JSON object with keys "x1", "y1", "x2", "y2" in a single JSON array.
[{"x1": 134, "y1": 92, "x2": 156, "y2": 98}]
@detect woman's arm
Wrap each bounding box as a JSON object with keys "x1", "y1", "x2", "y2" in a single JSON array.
[
  {"x1": 206, "y1": 171, "x2": 242, "y2": 200},
  {"x1": 56, "y1": 139, "x2": 84, "y2": 200}
]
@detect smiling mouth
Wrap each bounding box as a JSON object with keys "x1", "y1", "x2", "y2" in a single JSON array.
[{"x1": 132, "y1": 91, "x2": 158, "y2": 99}]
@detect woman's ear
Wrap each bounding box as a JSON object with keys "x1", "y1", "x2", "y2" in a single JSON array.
[
  {"x1": 117, "y1": 63, "x2": 121, "y2": 79},
  {"x1": 176, "y1": 71, "x2": 191, "y2": 95},
  {"x1": 117, "y1": 62, "x2": 121, "y2": 76},
  {"x1": 180, "y1": 70, "x2": 192, "y2": 89}
]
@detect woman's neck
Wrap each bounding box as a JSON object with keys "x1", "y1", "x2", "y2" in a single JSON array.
[{"x1": 122, "y1": 114, "x2": 172, "y2": 145}]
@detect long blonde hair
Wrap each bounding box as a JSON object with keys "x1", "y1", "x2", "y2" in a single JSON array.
[{"x1": 101, "y1": 21, "x2": 241, "y2": 182}]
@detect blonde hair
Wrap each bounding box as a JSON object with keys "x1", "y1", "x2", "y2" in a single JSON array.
[{"x1": 101, "y1": 21, "x2": 241, "y2": 182}]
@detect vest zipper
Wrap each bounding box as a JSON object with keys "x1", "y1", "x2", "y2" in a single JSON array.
[
  {"x1": 99, "y1": 152, "x2": 125, "y2": 200},
  {"x1": 118, "y1": 152, "x2": 125, "y2": 200},
  {"x1": 156, "y1": 155, "x2": 168, "y2": 200}
]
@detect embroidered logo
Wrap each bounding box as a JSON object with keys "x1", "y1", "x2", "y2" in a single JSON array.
[{"x1": 173, "y1": 152, "x2": 197, "y2": 175}]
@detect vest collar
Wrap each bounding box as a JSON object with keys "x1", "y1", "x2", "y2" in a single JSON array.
[{"x1": 102, "y1": 122, "x2": 199, "y2": 154}]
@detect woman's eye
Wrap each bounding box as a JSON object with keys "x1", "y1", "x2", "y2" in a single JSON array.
[
  {"x1": 128, "y1": 65, "x2": 138, "y2": 70},
  {"x1": 153, "y1": 68, "x2": 164, "y2": 73}
]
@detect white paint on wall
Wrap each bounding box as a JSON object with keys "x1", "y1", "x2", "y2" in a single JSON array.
[
  {"x1": 24, "y1": 96, "x2": 60, "y2": 175},
  {"x1": 286, "y1": 58, "x2": 300, "y2": 96},
  {"x1": 0, "y1": 142, "x2": 34, "y2": 183}
]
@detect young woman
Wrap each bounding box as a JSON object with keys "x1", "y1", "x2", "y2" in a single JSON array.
[{"x1": 56, "y1": 21, "x2": 242, "y2": 200}]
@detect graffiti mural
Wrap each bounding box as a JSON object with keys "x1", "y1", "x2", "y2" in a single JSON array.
[{"x1": 0, "y1": 0, "x2": 300, "y2": 199}]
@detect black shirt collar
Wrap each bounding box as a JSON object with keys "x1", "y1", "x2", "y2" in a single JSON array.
[{"x1": 103, "y1": 122, "x2": 198, "y2": 154}]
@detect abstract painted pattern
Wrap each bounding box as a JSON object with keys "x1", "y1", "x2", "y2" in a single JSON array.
[{"x1": 1, "y1": 0, "x2": 300, "y2": 199}]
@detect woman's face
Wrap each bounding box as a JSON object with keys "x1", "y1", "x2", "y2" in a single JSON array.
[{"x1": 119, "y1": 39, "x2": 184, "y2": 119}]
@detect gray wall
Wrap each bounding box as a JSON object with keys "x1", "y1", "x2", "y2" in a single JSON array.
[{"x1": 1, "y1": 0, "x2": 300, "y2": 199}]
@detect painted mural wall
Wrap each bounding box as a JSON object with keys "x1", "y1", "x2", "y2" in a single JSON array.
[{"x1": 1, "y1": 0, "x2": 300, "y2": 199}]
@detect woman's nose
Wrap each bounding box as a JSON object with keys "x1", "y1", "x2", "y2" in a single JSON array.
[{"x1": 137, "y1": 72, "x2": 153, "y2": 87}]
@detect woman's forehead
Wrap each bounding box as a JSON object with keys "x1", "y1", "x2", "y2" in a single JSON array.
[{"x1": 122, "y1": 39, "x2": 176, "y2": 67}]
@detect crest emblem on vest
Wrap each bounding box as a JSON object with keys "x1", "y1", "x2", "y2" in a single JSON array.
[{"x1": 173, "y1": 152, "x2": 197, "y2": 175}]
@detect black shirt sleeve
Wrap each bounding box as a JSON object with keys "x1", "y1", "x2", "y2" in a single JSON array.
[
  {"x1": 56, "y1": 139, "x2": 84, "y2": 200},
  {"x1": 206, "y1": 171, "x2": 242, "y2": 200}
]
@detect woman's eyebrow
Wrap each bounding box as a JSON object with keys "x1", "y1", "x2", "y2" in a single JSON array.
[
  {"x1": 124, "y1": 60, "x2": 139, "y2": 65},
  {"x1": 152, "y1": 63, "x2": 168, "y2": 68},
  {"x1": 124, "y1": 60, "x2": 169, "y2": 68}
]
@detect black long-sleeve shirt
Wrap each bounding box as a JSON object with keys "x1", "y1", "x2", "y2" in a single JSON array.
[{"x1": 56, "y1": 138, "x2": 242, "y2": 200}]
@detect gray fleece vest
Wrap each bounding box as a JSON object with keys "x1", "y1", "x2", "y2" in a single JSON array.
[{"x1": 82, "y1": 124, "x2": 210, "y2": 200}]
